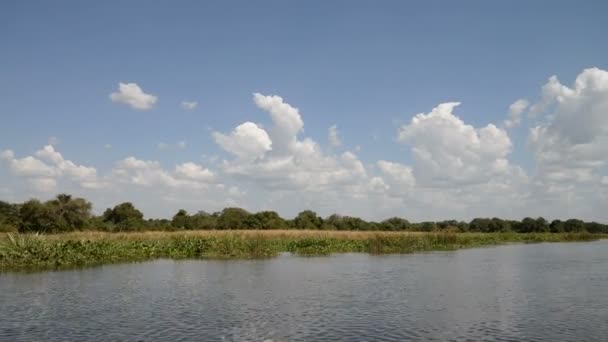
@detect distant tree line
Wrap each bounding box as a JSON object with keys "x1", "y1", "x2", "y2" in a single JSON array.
[{"x1": 1, "y1": 194, "x2": 607, "y2": 234}]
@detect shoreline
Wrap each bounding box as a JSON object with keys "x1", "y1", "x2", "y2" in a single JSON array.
[{"x1": 1, "y1": 230, "x2": 604, "y2": 272}]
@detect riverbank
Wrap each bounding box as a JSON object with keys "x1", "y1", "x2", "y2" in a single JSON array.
[{"x1": 0, "y1": 230, "x2": 603, "y2": 271}]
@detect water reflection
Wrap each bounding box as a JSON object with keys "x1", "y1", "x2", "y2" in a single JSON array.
[{"x1": 1, "y1": 241, "x2": 607, "y2": 341}]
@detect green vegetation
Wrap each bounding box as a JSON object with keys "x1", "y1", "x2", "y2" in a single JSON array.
[
  {"x1": 0, "y1": 194, "x2": 606, "y2": 271},
  {"x1": 1, "y1": 194, "x2": 607, "y2": 234},
  {"x1": 0, "y1": 230, "x2": 603, "y2": 272}
]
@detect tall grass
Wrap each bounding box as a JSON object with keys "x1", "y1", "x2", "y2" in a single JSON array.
[{"x1": 0, "y1": 230, "x2": 603, "y2": 272}]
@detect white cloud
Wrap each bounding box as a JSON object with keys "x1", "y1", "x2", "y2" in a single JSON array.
[
  {"x1": 213, "y1": 122, "x2": 272, "y2": 159},
  {"x1": 174, "y1": 162, "x2": 214, "y2": 182},
  {"x1": 528, "y1": 67, "x2": 608, "y2": 184},
  {"x1": 328, "y1": 124, "x2": 342, "y2": 147},
  {"x1": 377, "y1": 160, "x2": 415, "y2": 188},
  {"x1": 181, "y1": 100, "x2": 198, "y2": 110},
  {"x1": 1, "y1": 145, "x2": 101, "y2": 191},
  {"x1": 504, "y1": 99, "x2": 529, "y2": 128},
  {"x1": 397, "y1": 102, "x2": 516, "y2": 187},
  {"x1": 104, "y1": 144, "x2": 112, "y2": 149},
  {"x1": 2, "y1": 70, "x2": 607, "y2": 222},
  {"x1": 113, "y1": 157, "x2": 215, "y2": 190},
  {"x1": 253, "y1": 93, "x2": 303, "y2": 154},
  {"x1": 214, "y1": 94, "x2": 371, "y2": 196},
  {"x1": 35, "y1": 145, "x2": 98, "y2": 185},
  {"x1": 29, "y1": 178, "x2": 57, "y2": 192},
  {"x1": 109, "y1": 82, "x2": 157, "y2": 110},
  {"x1": 1, "y1": 149, "x2": 57, "y2": 178}
]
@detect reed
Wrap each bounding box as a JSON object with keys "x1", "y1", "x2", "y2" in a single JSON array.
[{"x1": 0, "y1": 230, "x2": 603, "y2": 272}]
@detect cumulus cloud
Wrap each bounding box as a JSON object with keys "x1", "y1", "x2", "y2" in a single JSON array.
[
  {"x1": 328, "y1": 125, "x2": 342, "y2": 147},
  {"x1": 174, "y1": 162, "x2": 214, "y2": 182},
  {"x1": 2, "y1": 69, "x2": 607, "y2": 222},
  {"x1": 377, "y1": 160, "x2": 415, "y2": 188},
  {"x1": 181, "y1": 100, "x2": 198, "y2": 110},
  {"x1": 214, "y1": 94, "x2": 371, "y2": 196},
  {"x1": 528, "y1": 67, "x2": 608, "y2": 184},
  {"x1": 213, "y1": 122, "x2": 272, "y2": 159},
  {"x1": 1, "y1": 145, "x2": 101, "y2": 191},
  {"x1": 109, "y1": 82, "x2": 157, "y2": 110},
  {"x1": 1, "y1": 149, "x2": 57, "y2": 178},
  {"x1": 504, "y1": 99, "x2": 529, "y2": 128},
  {"x1": 113, "y1": 157, "x2": 215, "y2": 190},
  {"x1": 397, "y1": 102, "x2": 516, "y2": 187}
]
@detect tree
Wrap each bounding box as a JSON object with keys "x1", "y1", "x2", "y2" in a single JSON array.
[
  {"x1": 340, "y1": 216, "x2": 371, "y2": 231},
  {"x1": 47, "y1": 194, "x2": 92, "y2": 231},
  {"x1": 216, "y1": 207, "x2": 250, "y2": 230},
  {"x1": 417, "y1": 221, "x2": 437, "y2": 232},
  {"x1": 0, "y1": 200, "x2": 20, "y2": 232},
  {"x1": 550, "y1": 219, "x2": 565, "y2": 233},
  {"x1": 585, "y1": 222, "x2": 608, "y2": 234},
  {"x1": 102, "y1": 202, "x2": 144, "y2": 231},
  {"x1": 190, "y1": 211, "x2": 218, "y2": 230},
  {"x1": 380, "y1": 217, "x2": 411, "y2": 231},
  {"x1": 245, "y1": 211, "x2": 287, "y2": 229},
  {"x1": 171, "y1": 209, "x2": 191, "y2": 229},
  {"x1": 517, "y1": 217, "x2": 549, "y2": 233},
  {"x1": 17, "y1": 194, "x2": 92, "y2": 233},
  {"x1": 563, "y1": 219, "x2": 585, "y2": 232},
  {"x1": 293, "y1": 210, "x2": 323, "y2": 230},
  {"x1": 18, "y1": 199, "x2": 58, "y2": 233},
  {"x1": 470, "y1": 218, "x2": 491, "y2": 232}
]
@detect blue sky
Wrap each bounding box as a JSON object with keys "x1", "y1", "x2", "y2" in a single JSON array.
[{"x1": 1, "y1": 1, "x2": 608, "y2": 221}]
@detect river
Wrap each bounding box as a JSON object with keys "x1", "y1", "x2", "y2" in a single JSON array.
[{"x1": 1, "y1": 241, "x2": 607, "y2": 341}]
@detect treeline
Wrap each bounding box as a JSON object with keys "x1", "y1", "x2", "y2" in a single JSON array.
[{"x1": 1, "y1": 194, "x2": 607, "y2": 234}]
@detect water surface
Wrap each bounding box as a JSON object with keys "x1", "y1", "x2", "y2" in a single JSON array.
[{"x1": 1, "y1": 241, "x2": 607, "y2": 341}]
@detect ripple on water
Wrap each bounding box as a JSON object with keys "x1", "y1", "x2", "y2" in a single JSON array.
[{"x1": 1, "y1": 242, "x2": 608, "y2": 341}]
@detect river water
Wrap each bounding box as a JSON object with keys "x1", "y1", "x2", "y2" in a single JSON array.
[{"x1": 1, "y1": 241, "x2": 607, "y2": 341}]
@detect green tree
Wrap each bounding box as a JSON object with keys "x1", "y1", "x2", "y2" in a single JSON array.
[
  {"x1": 18, "y1": 199, "x2": 58, "y2": 233},
  {"x1": 293, "y1": 210, "x2": 323, "y2": 230},
  {"x1": 470, "y1": 218, "x2": 491, "y2": 232},
  {"x1": 47, "y1": 194, "x2": 92, "y2": 231},
  {"x1": 216, "y1": 207, "x2": 250, "y2": 230},
  {"x1": 550, "y1": 219, "x2": 565, "y2": 233},
  {"x1": 0, "y1": 200, "x2": 20, "y2": 232},
  {"x1": 563, "y1": 219, "x2": 585, "y2": 232},
  {"x1": 190, "y1": 211, "x2": 218, "y2": 230},
  {"x1": 244, "y1": 211, "x2": 287, "y2": 229},
  {"x1": 17, "y1": 194, "x2": 92, "y2": 233},
  {"x1": 102, "y1": 202, "x2": 144, "y2": 231},
  {"x1": 171, "y1": 209, "x2": 191, "y2": 229},
  {"x1": 380, "y1": 217, "x2": 410, "y2": 231}
]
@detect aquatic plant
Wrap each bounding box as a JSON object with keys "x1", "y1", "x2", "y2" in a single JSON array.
[{"x1": 0, "y1": 230, "x2": 603, "y2": 272}]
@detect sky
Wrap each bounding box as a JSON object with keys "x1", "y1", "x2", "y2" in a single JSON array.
[{"x1": 1, "y1": 1, "x2": 607, "y2": 222}]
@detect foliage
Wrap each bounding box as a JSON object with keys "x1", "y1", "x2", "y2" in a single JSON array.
[
  {"x1": 102, "y1": 202, "x2": 144, "y2": 231},
  {"x1": 293, "y1": 210, "x2": 324, "y2": 230},
  {"x1": 17, "y1": 194, "x2": 92, "y2": 233},
  {"x1": 1, "y1": 194, "x2": 607, "y2": 234},
  {"x1": 216, "y1": 207, "x2": 250, "y2": 230},
  {"x1": 0, "y1": 231, "x2": 603, "y2": 272}
]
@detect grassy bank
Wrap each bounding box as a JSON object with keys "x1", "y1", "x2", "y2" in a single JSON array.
[{"x1": 0, "y1": 230, "x2": 603, "y2": 272}]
